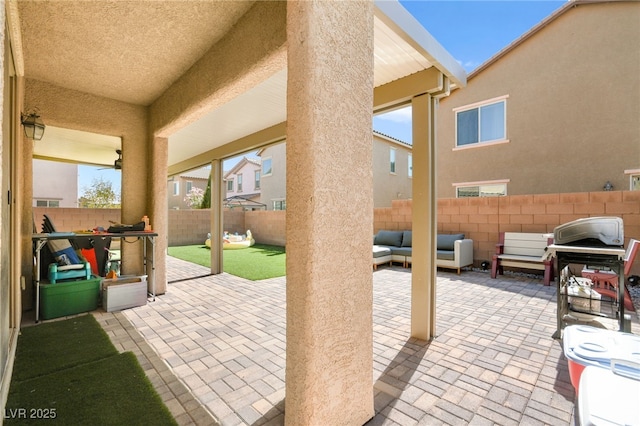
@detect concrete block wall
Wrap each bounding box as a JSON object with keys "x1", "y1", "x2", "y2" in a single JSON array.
[
  {"x1": 33, "y1": 207, "x2": 120, "y2": 232},
  {"x1": 245, "y1": 210, "x2": 286, "y2": 246},
  {"x1": 35, "y1": 190, "x2": 640, "y2": 276},
  {"x1": 168, "y1": 209, "x2": 211, "y2": 246}
]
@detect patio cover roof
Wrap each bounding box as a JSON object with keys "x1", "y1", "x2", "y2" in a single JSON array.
[{"x1": 12, "y1": 0, "x2": 465, "y2": 172}]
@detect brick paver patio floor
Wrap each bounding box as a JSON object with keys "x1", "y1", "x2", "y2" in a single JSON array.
[{"x1": 96, "y1": 256, "x2": 639, "y2": 425}]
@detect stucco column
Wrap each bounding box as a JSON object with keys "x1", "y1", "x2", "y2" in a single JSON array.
[
  {"x1": 411, "y1": 93, "x2": 437, "y2": 340},
  {"x1": 210, "y1": 159, "x2": 223, "y2": 274},
  {"x1": 120, "y1": 132, "x2": 148, "y2": 277},
  {"x1": 149, "y1": 136, "x2": 168, "y2": 295},
  {"x1": 285, "y1": 1, "x2": 374, "y2": 425}
]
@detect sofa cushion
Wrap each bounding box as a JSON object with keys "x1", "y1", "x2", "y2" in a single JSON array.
[
  {"x1": 374, "y1": 230, "x2": 404, "y2": 247},
  {"x1": 437, "y1": 250, "x2": 455, "y2": 261},
  {"x1": 401, "y1": 231, "x2": 412, "y2": 247},
  {"x1": 436, "y1": 233, "x2": 465, "y2": 251},
  {"x1": 372, "y1": 246, "x2": 392, "y2": 258},
  {"x1": 390, "y1": 247, "x2": 412, "y2": 257}
]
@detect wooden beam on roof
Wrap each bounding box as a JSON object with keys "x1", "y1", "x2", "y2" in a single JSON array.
[{"x1": 167, "y1": 121, "x2": 286, "y2": 176}]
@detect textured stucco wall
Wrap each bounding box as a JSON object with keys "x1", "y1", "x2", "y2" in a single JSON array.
[
  {"x1": 285, "y1": 2, "x2": 374, "y2": 424},
  {"x1": 437, "y1": 2, "x2": 640, "y2": 198}
]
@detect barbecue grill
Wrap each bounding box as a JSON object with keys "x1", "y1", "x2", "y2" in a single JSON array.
[{"x1": 544, "y1": 217, "x2": 627, "y2": 338}]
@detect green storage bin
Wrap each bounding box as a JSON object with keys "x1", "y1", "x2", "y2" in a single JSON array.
[{"x1": 39, "y1": 276, "x2": 101, "y2": 320}]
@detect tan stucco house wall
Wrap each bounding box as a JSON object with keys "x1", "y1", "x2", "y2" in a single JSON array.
[{"x1": 436, "y1": 1, "x2": 640, "y2": 198}]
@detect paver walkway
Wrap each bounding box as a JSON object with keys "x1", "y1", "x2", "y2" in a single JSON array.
[{"x1": 105, "y1": 256, "x2": 638, "y2": 425}]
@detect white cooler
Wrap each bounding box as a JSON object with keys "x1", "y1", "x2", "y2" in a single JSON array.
[{"x1": 578, "y1": 363, "x2": 640, "y2": 426}]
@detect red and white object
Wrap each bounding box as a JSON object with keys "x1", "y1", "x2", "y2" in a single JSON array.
[
  {"x1": 563, "y1": 325, "x2": 640, "y2": 394},
  {"x1": 578, "y1": 363, "x2": 640, "y2": 426}
]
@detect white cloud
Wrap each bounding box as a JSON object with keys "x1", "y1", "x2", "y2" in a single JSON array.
[{"x1": 376, "y1": 106, "x2": 412, "y2": 123}]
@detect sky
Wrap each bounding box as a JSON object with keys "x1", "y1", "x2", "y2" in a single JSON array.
[{"x1": 79, "y1": 1, "x2": 566, "y2": 192}]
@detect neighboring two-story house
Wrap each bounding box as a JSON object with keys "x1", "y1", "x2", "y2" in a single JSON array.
[
  {"x1": 436, "y1": 0, "x2": 640, "y2": 198},
  {"x1": 257, "y1": 131, "x2": 413, "y2": 210},
  {"x1": 223, "y1": 157, "x2": 262, "y2": 205},
  {"x1": 32, "y1": 159, "x2": 78, "y2": 207},
  {"x1": 167, "y1": 166, "x2": 211, "y2": 209}
]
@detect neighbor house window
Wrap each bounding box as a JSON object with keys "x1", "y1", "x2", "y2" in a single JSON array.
[
  {"x1": 626, "y1": 169, "x2": 640, "y2": 190},
  {"x1": 237, "y1": 174, "x2": 243, "y2": 192},
  {"x1": 273, "y1": 199, "x2": 286, "y2": 211},
  {"x1": 35, "y1": 199, "x2": 59, "y2": 207},
  {"x1": 455, "y1": 181, "x2": 508, "y2": 198},
  {"x1": 390, "y1": 148, "x2": 396, "y2": 174},
  {"x1": 408, "y1": 154, "x2": 412, "y2": 178},
  {"x1": 455, "y1": 96, "x2": 507, "y2": 147},
  {"x1": 262, "y1": 157, "x2": 273, "y2": 176},
  {"x1": 227, "y1": 179, "x2": 233, "y2": 191},
  {"x1": 172, "y1": 182, "x2": 179, "y2": 196},
  {"x1": 255, "y1": 170, "x2": 261, "y2": 190},
  {"x1": 186, "y1": 181, "x2": 193, "y2": 193}
]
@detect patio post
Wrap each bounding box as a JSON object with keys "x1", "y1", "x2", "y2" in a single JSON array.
[
  {"x1": 149, "y1": 136, "x2": 168, "y2": 294},
  {"x1": 285, "y1": 1, "x2": 374, "y2": 424},
  {"x1": 209, "y1": 159, "x2": 223, "y2": 274},
  {"x1": 411, "y1": 93, "x2": 438, "y2": 340}
]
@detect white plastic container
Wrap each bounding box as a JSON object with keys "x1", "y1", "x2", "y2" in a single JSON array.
[
  {"x1": 562, "y1": 325, "x2": 640, "y2": 394},
  {"x1": 102, "y1": 275, "x2": 148, "y2": 312},
  {"x1": 578, "y1": 364, "x2": 640, "y2": 426}
]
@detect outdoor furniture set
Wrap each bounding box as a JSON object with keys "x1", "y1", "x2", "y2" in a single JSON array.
[{"x1": 372, "y1": 230, "x2": 474, "y2": 274}]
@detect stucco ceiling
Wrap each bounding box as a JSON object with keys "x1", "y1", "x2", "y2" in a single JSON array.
[
  {"x1": 19, "y1": 0, "x2": 255, "y2": 105},
  {"x1": 18, "y1": 1, "x2": 465, "y2": 171}
]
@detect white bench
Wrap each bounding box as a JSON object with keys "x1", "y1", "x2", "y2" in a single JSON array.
[{"x1": 491, "y1": 232, "x2": 555, "y2": 285}]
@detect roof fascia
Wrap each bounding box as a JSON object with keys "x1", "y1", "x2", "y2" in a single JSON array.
[{"x1": 374, "y1": 0, "x2": 466, "y2": 88}]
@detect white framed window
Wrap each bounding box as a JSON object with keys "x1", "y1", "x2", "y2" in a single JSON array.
[
  {"x1": 255, "y1": 170, "x2": 261, "y2": 190},
  {"x1": 237, "y1": 174, "x2": 243, "y2": 192},
  {"x1": 390, "y1": 148, "x2": 396, "y2": 174},
  {"x1": 226, "y1": 179, "x2": 233, "y2": 191},
  {"x1": 454, "y1": 95, "x2": 508, "y2": 147},
  {"x1": 273, "y1": 199, "x2": 286, "y2": 210},
  {"x1": 262, "y1": 157, "x2": 273, "y2": 176},
  {"x1": 35, "y1": 199, "x2": 59, "y2": 207},
  {"x1": 172, "y1": 181, "x2": 179, "y2": 196},
  {"x1": 186, "y1": 181, "x2": 193, "y2": 193},
  {"x1": 625, "y1": 169, "x2": 640, "y2": 190},
  {"x1": 454, "y1": 180, "x2": 509, "y2": 198},
  {"x1": 408, "y1": 154, "x2": 412, "y2": 178}
]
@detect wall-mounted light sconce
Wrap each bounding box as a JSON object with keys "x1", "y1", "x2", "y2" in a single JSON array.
[
  {"x1": 21, "y1": 111, "x2": 46, "y2": 141},
  {"x1": 603, "y1": 181, "x2": 614, "y2": 191}
]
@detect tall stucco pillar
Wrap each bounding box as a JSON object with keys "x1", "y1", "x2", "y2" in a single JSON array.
[
  {"x1": 210, "y1": 159, "x2": 223, "y2": 274},
  {"x1": 411, "y1": 93, "x2": 437, "y2": 340},
  {"x1": 285, "y1": 1, "x2": 374, "y2": 425},
  {"x1": 149, "y1": 136, "x2": 168, "y2": 295},
  {"x1": 120, "y1": 133, "x2": 148, "y2": 277}
]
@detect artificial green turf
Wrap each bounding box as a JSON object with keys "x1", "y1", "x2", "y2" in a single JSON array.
[
  {"x1": 168, "y1": 243, "x2": 286, "y2": 280},
  {"x1": 6, "y1": 352, "x2": 176, "y2": 426},
  {"x1": 7, "y1": 315, "x2": 177, "y2": 426},
  {"x1": 12, "y1": 314, "x2": 118, "y2": 382}
]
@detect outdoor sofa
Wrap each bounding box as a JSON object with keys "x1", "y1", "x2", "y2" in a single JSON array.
[{"x1": 373, "y1": 230, "x2": 474, "y2": 274}]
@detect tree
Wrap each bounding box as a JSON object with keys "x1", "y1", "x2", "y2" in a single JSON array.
[
  {"x1": 78, "y1": 177, "x2": 120, "y2": 208},
  {"x1": 201, "y1": 175, "x2": 211, "y2": 209},
  {"x1": 184, "y1": 187, "x2": 205, "y2": 209}
]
